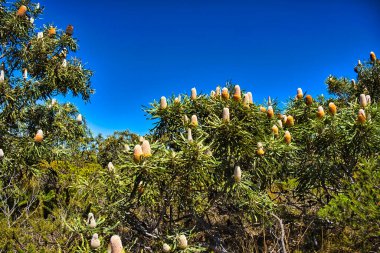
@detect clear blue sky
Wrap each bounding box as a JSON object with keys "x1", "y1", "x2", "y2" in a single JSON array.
[{"x1": 39, "y1": 0, "x2": 380, "y2": 136}]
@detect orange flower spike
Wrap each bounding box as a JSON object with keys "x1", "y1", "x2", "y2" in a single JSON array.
[
  {"x1": 48, "y1": 27, "x2": 56, "y2": 37},
  {"x1": 286, "y1": 115, "x2": 294, "y2": 127},
  {"x1": 267, "y1": 106, "x2": 274, "y2": 118},
  {"x1": 370, "y1": 51, "x2": 376, "y2": 62},
  {"x1": 296, "y1": 88, "x2": 303, "y2": 99},
  {"x1": 272, "y1": 125, "x2": 279, "y2": 136},
  {"x1": 133, "y1": 144, "x2": 143, "y2": 162},
  {"x1": 357, "y1": 109, "x2": 366, "y2": 124},
  {"x1": 305, "y1": 95, "x2": 313, "y2": 106},
  {"x1": 316, "y1": 106, "x2": 325, "y2": 119},
  {"x1": 160, "y1": 96, "x2": 167, "y2": 109},
  {"x1": 16, "y1": 5, "x2": 27, "y2": 16},
  {"x1": 34, "y1": 129, "x2": 44, "y2": 142},
  {"x1": 284, "y1": 130, "x2": 291, "y2": 144},
  {"x1": 233, "y1": 85, "x2": 241, "y2": 101},
  {"x1": 260, "y1": 106, "x2": 267, "y2": 113},
  {"x1": 328, "y1": 102, "x2": 337, "y2": 115},
  {"x1": 221, "y1": 87, "x2": 229, "y2": 100},
  {"x1": 191, "y1": 87, "x2": 197, "y2": 100}
]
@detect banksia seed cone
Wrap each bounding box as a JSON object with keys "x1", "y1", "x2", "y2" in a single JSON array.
[
  {"x1": 260, "y1": 106, "x2": 267, "y2": 113},
  {"x1": 66, "y1": 24, "x2": 74, "y2": 36},
  {"x1": 328, "y1": 102, "x2": 337, "y2": 115},
  {"x1": 297, "y1": 88, "x2": 303, "y2": 99},
  {"x1": 277, "y1": 119, "x2": 283, "y2": 129},
  {"x1": 233, "y1": 85, "x2": 241, "y2": 101},
  {"x1": 142, "y1": 140, "x2": 151, "y2": 157},
  {"x1": 160, "y1": 96, "x2": 167, "y2": 109},
  {"x1": 178, "y1": 235, "x2": 188, "y2": 250},
  {"x1": 370, "y1": 51, "x2": 376, "y2": 62},
  {"x1": 359, "y1": 94, "x2": 367, "y2": 107},
  {"x1": 190, "y1": 115, "x2": 198, "y2": 127},
  {"x1": 16, "y1": 5, "x2": 27, "y2": 16},
  {"x1": 267, "y1": 106, "x2": 274, "y2": 118},
  {"x1": 134, "y1": 145, "x2": 143, "y2": 162},
  {"x1": 305, "y1": 95, "x2": 313, "y2": 105},
  {"x1": 223, "y1": 108, "x2": 230, "y2": 122},
  {"x1": 90, "y1": 233, "x2": 101, "y2": 249},
  {"x1": 243, "y1": 94, "x2": 250, "y2": 108},
  {"x1": 108, "y1": 162, "x2": 115, "y2": 173},
  {"x1": 284, "y1": 131, "x2": 291, "y2": 144},
  {"x1": 221, "y1": 87, "x2": 229, "y2": 100},
  {"x1": 234, "y1": 166, "x2": 241, "y2": 183},
  {"x1": 76, "y1": 114, "x2": 82, "y2": 124},
  {"x1": 163, "y1": 243, "x2": 171, "y2": 252},
  {"x1": 34, "y1": 129, "x2": 43, "y2": 142},
  {"x1": 110, "y1": 235, "x2": 123, "y2": 253},
  {"x1": 366, "y1": 95, "x2": 371, "y2": 105},
  {"x1": 87, "y1": 213, "x2": 96, "y2": 228},
  {"x1": 357, "y1": 109, "x2": 366, "y2": 123},
  {"x1": 0, "y1": 149, "x2": 4, "y2": 159},
  {"x1": 316, "y1": 106, "x2": 325, "y2": 118},
  {"x1": 272, "y1": 125, "x2": 279, "y2": 136},
  {"x1": 187, "y1": 128, "x2": 193, "y2": 142},
  {"x1": 247, "y1": 92, "x2": 253, "y2": 104},
  {"x1": 191, "y1": 87, "x2": 197, "y2": 100},
  {"x1": 285, "y1": 115, "x2": 294, "y2": 127},
  {"x1": 48, "y1": 27, "x2": 56, "y2": 37}
]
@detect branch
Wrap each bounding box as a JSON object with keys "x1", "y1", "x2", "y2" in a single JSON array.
[{"x1": 271, "y1": 213, "x2": 287, "y2": 253}]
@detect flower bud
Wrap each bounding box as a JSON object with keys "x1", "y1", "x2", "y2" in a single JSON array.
[
  {"x1": 0, "y1": 149, "x2": 4, "y2": 159},
  {"x1": 243, "y1": 94, "x2": 250, "y2": 108},
  {"x1": 178, "y1": 235, "x2": 188, "y2": 250},
  {"x1": 284, "y1": 130, "x2": 291, "y2": 144},
  {"x1": 110, "y1": 235, "x2": 123, "y2": 253},
  {"x1": 357, "y1": 109, "x2": 366, "y2": 123},
  {"x1": 187, "y1": 128, "x2": 193, "y2": 142},
  {"x1": 221, "y1": 87, "x2": 229, "y2": 100},
  {"x1": 108, "y1": 162, "x2": 115, "y2": 173},
  {"x1": 359, "y1": 94, "x2": 367, "y2": 107},
  {"x1": 328, "y1": 102, "x2": 337, "y2": 115},
  {"x1": 234, "y1": 166, "x2": 241, "y2": 183},
  {"x1": 191, "y1": 87, "x2": 197, "y2": 100},
  {"x1": 163, "y1": 243, "x2": 171, "y2": 252},
  {"x1": 23, "y1": 68, "x2": 28, "y2": 79},
  {"x1": 160, "y1": 96, "x2": 167, "y2": 109},
  {"x1": 305, "y1": 95, "x2": 313, "y2": 106},
  {"x1": 256, "y1": 142, "x2": 264, "y2": 155},
  {"x1": 233, "y1": 85, "x2": 241, "y2": 101},
  {"x1": 316, "y1": 106, "x2": 325, "y2": 119},
  {"x1": 223, "y1": 108, "x2": 230, "y2": 122},
  {"x1": 190, "y1": 115, "x2": 198, "y2": 127},
  {"x1": 297, "y1": 88, "x2": 303, "y2": 99},
  {"x1": 133, "y1": 145, "x2": 143, "y2": 162},
  {"x1": 247, "y1": 92, "x2": 253, "y2": 104},
  {"x1": 66, "y1": 24, "x2": 74, "y2": 36},
  {"x1": 366, "y1": 95, "x2": 371, "y2": 105},
  {"x1": 141, "y1": 140, "x2": 151, "y2": 157}
]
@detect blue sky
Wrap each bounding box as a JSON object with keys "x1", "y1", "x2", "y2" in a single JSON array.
[{"x1": 39, "y1": 0, "x2": 380, "y2": 136}]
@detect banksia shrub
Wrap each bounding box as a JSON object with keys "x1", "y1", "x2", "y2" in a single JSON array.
[
  {"x1": 370, "y1": 51, "x2": 376, "y2": 62},
  {"x1": 191, "y1": 87, "x2": 197, "y2": 100},
  {"x1": 328, "y1": 102, "x2": 337, "y2": 115},
  {"x1": 233, "y1": 85, "x2": 241, "y2": 101},
  {"x1": 34, "y1": 129, "x2": 44, "y2": 142},
  {"x1": 141, "y1": 140, "x2": 151, "y2": 157},
  {"x1": 177, "y1": 235, "x2": 188, "y2": 250},
  {"x1": 134, "y1": 144, "x2": 143, "y2": 162},
  {"x1": 66, "y1": 24, "x2": 74, "y2": 36},
  {"x1": 160, "y1": 96, "x2": 167, "y2": 109},
  {"x1": 285, "y1": 115, "x2": 294, "y2": 127},
  {"x1": 223, "y1": 107, "x2": 230, "y2": 122},
  {"x1": 357, "y1": 109, "x2": 366, "y2": 123},
  {"x1": 190, "y1": 115, "x2": 198, "y2": 127},
  {"x1": 317, "y1": 106, "x2": 325, "y2": 119},
  {"x1": 90, "y1": 233, "x2": 100, "y2": 249},
  {"x1": 16, "y1": 5, "x2": 27, "y2": 16},
  {"x1": 222, "y1": 87, "x2": 229, "y2": 100},
  {"x1": 110, "y1": 235, "x2": 123, "y2": 253},
  {"x1": 163, "y1": 243, "x2": 171, "y2": 252},
  {"x1": 359, "y1": 94, "x2": 367, "y2": 107},
  {"x1": 48, "y1": 27, "x2": 56, "y2": 37},
  {"x1": 234, "y1": 166, "x2": 241, "y2": 183},
  {"x1": 267, "y1": 106, "x2": 274, "y2": 118},
  {"x1": 297, "y1": 88, "x2": 303, "y2": 99},
  {"x1": 272, "y1": 125, "x2": 279, "y2": 136},
  {"x1": 284, "y1": 130, "x2": 291, "y2": 144},
  {"x1": 305, "y1": 94, "x2": 313, "y2": 105}
]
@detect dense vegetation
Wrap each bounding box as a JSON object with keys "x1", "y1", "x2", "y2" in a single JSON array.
[{"x1": 1, "y1": 1, "x2": 379, "y2": 252}]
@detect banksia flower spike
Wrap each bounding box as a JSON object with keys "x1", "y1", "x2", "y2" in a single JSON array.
[
  {"x1": 221, "y1": 87, "x2": 229, "y2": 100},
  {"x1": 163, "y1": 243, "x2": 171, "y2": 252},
  {"x1": 160, "y1": 96, "x2": 167, "y2": 109},
  {"x1": 243, "y1": 94, "x2": 250, "y2": 108},
  {"x1": 37, "y1": 32, "x2": 43, "y2": 39},
  {"x1": 297, "y1": 88, "x2": 303, "y2": 99},
  {"x1": 282, "y1": 115, "x2": 287, "y2": 124},
  {"x1": 34, "y1": 129, "x2": 43, "y2": 142},
  {"x1": 142, "y1": 140, "x2": 151, "y2": 157},
  {"x1": 110, "y1": 235, "x2": 123, "y2": 253},
  {"x1": 187, "y1": 128, "x2": 193, "y2": 142},
  {"x1": 190, "y1": 115, "x2": 198, "y2": 127},
  {"x1": 66, "y1": 24, "x2": 74, "y2": 36},
  {"x1": 256, "y1": 142, "x2": 265, "y2": 155},
  {"x1": 370, "y1": 51, "x2": 376, "y2": 62},
  {"x1": 76, "y1": 114, "x2": 82, "y2": 124},
  {"x1": 191, "y1": 87, "x2": 197, "y2": 100},
  {"x1": 134, "y1": 144, "x2": 143, "y2": 162},
  {"x1": 277, "y1": 119, "x2": 283, "y2": 129},
  {"x1": 16, "y1": 5, "x2": 27, "y2": 16},
  {"x1": 284, "y1": 130, "x2": 291, "y2": 144},
  {"x1": 259, "y1": 106, "x2": 267, "y2": 113},
  {"x1": 305, "y1": 95, "x2": 313, "y2": 105},
  {"x1": 108, "y1": 162, "x2": 115, "y2": 173},
  {"x1": 328, "y1": 102, "x2": 337, "y2": 115},
  {"x1": 234, "y1": 166, "x2": 241, "y2": 183},
  {"x1": 90, "y1": 233, "x2": 101, "y2": 249},
  {"x1": 48, "y1": 27, "x2": 56, "y2": 37},
  {"x1": 272, "y1": 125, "x2": 279, "y2": 136},
  {"x1": 0, "y1": 69, "x2": 4, "y2": 83},
  {"x1": 285, "y1": 115, "x2": 294, "y2": 127},
  {"x1": 223, "y1": 108, "x2": 230, "y2": 123},
  {"x1": 267, "y1": 106, "x2": 274, "y2": 118},
  {"x1": 359, "y1": 94, "x2": 367, "y2": 107},
  {"x1": 216, "y1": 86, "x2": 221, "y2": 97},
  {"x1": 178, "y1": 235, "x2": 188, "y2": 250},
  {"x1": 23, "y1": 68, "x2": 28, "y2": 79},
  {"x1": 316, "y1": 106, "x2": 325, "y2": 119},
  {"x1": 0, "y1": 149, "x2": 4, "y2": 159},
  {"x1": 87, "y1": 213, "x2": 96, "y2": 228},
  {"x1": 357, "y1": 109, "x2": 366, "y2": 124},
  {"x1": 366, "y1": 95, "x2": 371, "y2": 105},
  {"x1": 233, "y1": 85, "x2": 241, "y2": 101},
  {"x1": 247, "y1": 92, "x2": 253, "y2": 104}
]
